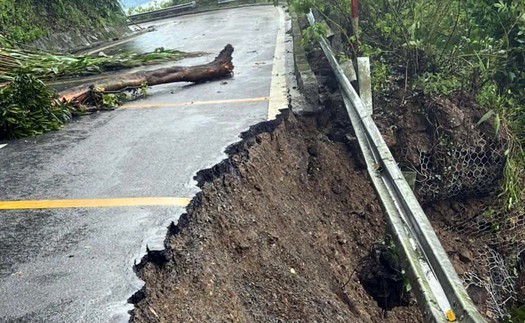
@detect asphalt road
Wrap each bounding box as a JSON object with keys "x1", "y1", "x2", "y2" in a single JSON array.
[{"x1": 0, "y1": 6, "x2": 287, "y2": 322}]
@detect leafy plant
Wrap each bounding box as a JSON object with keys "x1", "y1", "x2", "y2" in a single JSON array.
[
  {"x1": 0, "y1": 47, "x2": 190, "y2": 82},
  {"x1": 504, "y1": 304, "x2": 525, "y2": 323},
  {"x1": 414, "y1": 72, "x2": 462, "y2": 96},
  {"x1": 0, "y1": 74, "x2": 73, "y2": 139},
  {"x1": 140, "y1": 82, "x2": 148, "y2": 97},
  {"x1": 302, "y1": 22, "x2": 327, "y2": 45}
]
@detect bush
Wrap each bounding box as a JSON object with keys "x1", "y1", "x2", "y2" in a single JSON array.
[{"x1": 0, "y1": 74, "x2": 72, "y2": 139}]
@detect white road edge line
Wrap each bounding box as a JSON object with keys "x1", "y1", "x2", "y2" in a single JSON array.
[
  {"x1": 267, "y1": 6, "x2": 288, "y2": 121},
  {"x1": 0, "y1": 144, "x2": 7, "y2": 150}
]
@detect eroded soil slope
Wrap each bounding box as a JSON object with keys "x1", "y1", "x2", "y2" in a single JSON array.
[{"x1": 132, "y1": 111, "x2": 422, "y2": 322}]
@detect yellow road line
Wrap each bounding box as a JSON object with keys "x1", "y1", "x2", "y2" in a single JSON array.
[
  {"x1": 121, "y1": 97, "x2": 269, "y2": 109},
  {"x1": 0, "y1": 197, "x2": 191, "y2": 210}
]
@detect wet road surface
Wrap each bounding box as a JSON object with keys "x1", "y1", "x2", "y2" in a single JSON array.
[{"x1": 0, "y1": 6, "x2": 287, "y2": 322}]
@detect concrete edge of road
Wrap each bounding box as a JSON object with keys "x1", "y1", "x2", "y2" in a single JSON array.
[
  {"x1": 288, "y1": 10, "x2": 321, "y2": 114},
  {"x1": 267, "y1": 6, "x2": 289, "y2": 120}
]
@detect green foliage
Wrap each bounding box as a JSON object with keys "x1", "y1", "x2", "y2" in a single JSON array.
[
  {"x1": 0, "y1": 46, "x2": 187, "y2": 140},
  {"x1": 291, "y1": 0, "x2": 525, "y2": 207},
  {"x1": 292, "y1": 0, "x2": 352, "y2": 46},
  {"x1": 101, "y1": 93, "x2": 125, "y2": 108},
  {"x1": 414, "y1": 72, "x2": 462, "y2": 97},
  {"x1": 301, "y1": 22, "x2": 327, "y2": 45},
  {"x1": 358, "y1": 43, "x2": 393, "y2": 93},
  {"x1": 0, "y1": 74, "x2": 72, "y2": 139},
  {"x1": 375, "y1": 236, "x2": 411, "y2": 294},
  {"x1": 291, "y1": 0, "x2": 316, "y2": 13},
  {"x1": 140, "y1": 82, "x2": 148, "y2": 97},
  {"x1": 359, "y1": 0, "x2": 525, "y2": 97},
  {"x1": 0, "y1": 0, "x2": 126, "y2": 43},
  {"x1": 501, "y1": 143, "x2": 524, "y2": 210},
  {"x1": 504, "y1": 304, "x2": 525, "y2": 323},
  {"x1": 476, "y1": 82, "x2": 524, "y2": 208},
  {"x1": 0, "y1": 47, "x2": 189, "y2": 82},
  {"x1": 89, "y1": 81, "x2": 148, "y2": 109}
]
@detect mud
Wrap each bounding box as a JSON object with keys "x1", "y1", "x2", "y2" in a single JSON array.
[{"x1": 131, "y1": 109, "x2": 422, "y2": 322}]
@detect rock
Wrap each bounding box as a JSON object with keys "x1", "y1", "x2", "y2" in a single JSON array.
[
  {"x1": 459, "y1": 248, "x2": 474, "y2": 263},
  {"x1": 431, "y1": 98, "x2": 465, "y2": 129}
]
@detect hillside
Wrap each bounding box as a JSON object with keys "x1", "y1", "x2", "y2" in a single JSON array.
[{"x1": 0, "y1": 0, "x2": 126, "y2": 44}]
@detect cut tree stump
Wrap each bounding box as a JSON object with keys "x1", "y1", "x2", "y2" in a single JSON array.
[{"x1": 59, "y1": 44, "x2": 234, "y2": 107}]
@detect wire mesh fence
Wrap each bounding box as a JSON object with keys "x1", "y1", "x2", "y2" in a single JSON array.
[
  {"x1": 410, "y1": 123, "x2": 523, "y2": 319},
  {"x1": 416, "y1": 139, "x2": 506, "y2": 203}
]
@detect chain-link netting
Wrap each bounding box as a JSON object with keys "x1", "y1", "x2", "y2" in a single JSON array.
[
  {"x1": 463, "y1": 246, "x2": 518, "y2": 320},
  {"x1": 415, "y1": 136, "x2": 506, "y2": 203},
  {"x1": 406, "y1": 99, "x2": 523, "y2": 320}
]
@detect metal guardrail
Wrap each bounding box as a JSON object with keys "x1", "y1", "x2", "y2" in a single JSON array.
[
  {"x1": 217, "y1": 0, "x2": 239, "y2": 4},
  {"x1": 306, "y1": 11, "x2": 486, "y2": 323},
  {"x1": 128, "y1": 1, "x2": 197, "y2": 22}
]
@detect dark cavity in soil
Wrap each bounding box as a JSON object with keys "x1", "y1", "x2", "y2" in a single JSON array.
[{"x1": 357, "y1": 239, "x2": 411, "y2": 311}]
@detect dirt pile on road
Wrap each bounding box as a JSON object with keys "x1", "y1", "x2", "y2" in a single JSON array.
[{"x1": 131, "y1": 110, "x2": 422, "y2": 322}]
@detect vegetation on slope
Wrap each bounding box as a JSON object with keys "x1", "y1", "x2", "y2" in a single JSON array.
[
  {"x1": 0, "y1": 0, "x2": 126, "y2": 43},
  {"x1": 127, "y1": 0, "x2": 174, "y2": 15},
  {"x1": 295, "y1": 0, "x2": 524, "y2": 211}
]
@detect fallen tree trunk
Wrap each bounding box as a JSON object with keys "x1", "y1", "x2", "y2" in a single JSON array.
[{"x1": 58, "y1": 44, "x2": 234, "y2": 106}]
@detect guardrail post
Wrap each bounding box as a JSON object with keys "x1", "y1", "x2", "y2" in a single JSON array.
[
  {"x1": 357, "y1": 57, "x2": 372, "y2": 115},
  {"x1": 340, "y1": 60, "x2": 357, "y2": 83}
]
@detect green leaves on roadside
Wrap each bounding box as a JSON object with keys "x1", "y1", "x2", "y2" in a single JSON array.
[
  {"x1": 0, "y1": 48, "x2": 190, "y2": 82},
  {"x1": 0, "y1": 74, "x2": 73, "y2": 139}
]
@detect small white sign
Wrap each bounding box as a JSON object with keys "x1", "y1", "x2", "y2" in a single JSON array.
[{"x1": 0, "y1": 144, "x2": 7, "y2": 149}]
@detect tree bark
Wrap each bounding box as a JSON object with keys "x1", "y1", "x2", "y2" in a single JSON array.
[{"x1": 59, "y1": 44, "x2": 234, "y2": 106}]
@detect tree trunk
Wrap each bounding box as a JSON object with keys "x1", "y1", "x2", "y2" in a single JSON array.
[{"x1": 59, "y1": 44, "x2": 234, "y2": 106}]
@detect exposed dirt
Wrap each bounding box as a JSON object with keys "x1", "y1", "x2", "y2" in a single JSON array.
[
  {"x1": 305, "y1": 42, "x2": 511, "y2": 320},
  {"x1": 366, "y1": 64, "x2": 512, "y2": 321},
  {"x1": 129, "y1": 28, "x2": 513, "y2": 322},
  {"x1": 131, "y1": 110, "x2": 422, "y2": 322}
]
